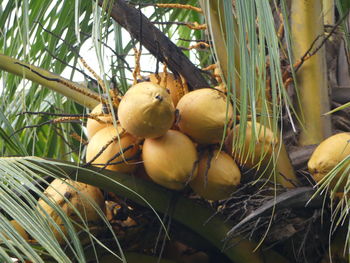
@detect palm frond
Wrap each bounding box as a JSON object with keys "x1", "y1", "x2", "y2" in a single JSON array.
[
  {"x1": 0, "y1": 157, "x2": 121, "y2": 263},
  {"x1": 0, "y1": 156, "x2": 288, "y2": 263},
  {"x1": 201, "y1": 0, "x2": 297, "y2": 187}
]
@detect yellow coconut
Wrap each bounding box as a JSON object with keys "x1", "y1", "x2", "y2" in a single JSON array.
[
  {"x1": 118, "y1": 82, "x2": 175, "y2": 139},
  {"x1": 149, "y1": 72, "x2": 188, "y2": 106},
  {"x1": 190, "y1": 150, "x2": 241, "y2": 201},
  {"x1": 86, "y1": 125, "x2": 140, "y2": 173},
  {"x1": 142, "y1": 130, "x2": 198, "y2": 190},
  {"x1": 10, "y1": 220, "x2": 29, "y2": 240},
  {"x1": 86, "y1": 103, "x2": 114, "y2": 140},
  {"x1": 308, "y1": 132, "x2": 350, "y2": 191},
  {"x1": 0, "y1": 220, "x2": 30, "y2": 242},
  {"x1": 37, "y1": 179, "x2": 105, "y2": 244},
  {"x1": 225, "y1": 121, "x2": 278, "y2": 170},
  {"x1": 176, "y1": 88, "x2": 233, "y2": 144}
]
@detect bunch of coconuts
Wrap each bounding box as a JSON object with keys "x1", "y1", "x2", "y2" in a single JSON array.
[
  {"x1": 14, "y1": 71, "x2": 350, "y2": 250},
  {"x1": 19, "y1": 72, "x2": 279, "y2": 246},
  {"x1": 85, "y1": 73, "x2": 278, "y2": 201}
]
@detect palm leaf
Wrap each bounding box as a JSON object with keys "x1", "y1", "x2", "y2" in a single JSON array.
[
  {"x1": 0, "y1": 156, "x2": 287, "y2": 263},
  {"x1": 0, "y1": 157, "x2": 121, "y2": 262},
  {"x1": 200, "y1": 0, "x2": 297, "y2": 187}
]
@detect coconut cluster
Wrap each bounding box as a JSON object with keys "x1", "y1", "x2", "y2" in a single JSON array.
[
  {"x1": 82, "y1": 73, "x2": 282, "y2": 202},
  {"x1": 125, "y1": 80, "x2": 241, "y2": 200},
  {"x1": 8, "y1": 74, "x2": 282, "y2": 246}
]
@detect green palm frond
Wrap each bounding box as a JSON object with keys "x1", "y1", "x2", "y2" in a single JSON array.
[
  {"x1": 0, "y1": 156, "x2": 287, "y2": 263},
  {"x1": 0, "y1": 0, "x2": 95, "y2": 159},
  {"x1": 202, "y1": 0, "x2": 291, "y2": 125},
  {"x1": 308, "y1": 154, "x2": 350, "y2": 260},
  {"x1": 201, "y1": 0, "x2": 297, "y2": 187},
  {"x1": 0, "y1": 157, "x2": 121, "y2": 263},
  {"x1": 0, "y1": 0, "x2": 210, "y2": 159}
]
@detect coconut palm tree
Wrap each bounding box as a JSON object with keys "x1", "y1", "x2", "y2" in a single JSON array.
[{"x1": 0, "y1": 0, "x2": 349, "y2": 262}]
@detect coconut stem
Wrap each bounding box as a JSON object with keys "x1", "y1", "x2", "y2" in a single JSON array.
[
  {"x1": 275, "y1": 144, "x2": 298, "y2": 188},
  {"x1": 200, "y1": 0, "x2": 240, "y2": 91},
  {"x1": 291, "y1": 0, "x2": 332, "y2": 145},
  {"x1": 0, "y1": 53, "x2": 100, "y2": 109},
  {"x1": 323, "y1": 0, "x2": 335, "y2": 26},
  {"x1": 98, "y1": 0, "x2": 209, "y2": 90}
]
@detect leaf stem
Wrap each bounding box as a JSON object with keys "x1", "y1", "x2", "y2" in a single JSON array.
[{"x1": 0, "y1": 53, "x2": 100, "y2": 109}]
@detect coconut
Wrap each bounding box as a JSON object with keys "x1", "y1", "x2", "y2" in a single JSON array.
[
  {"x1": 149, "y1": 72, "x2": 188, "y2": 106},
  {"x1": 86, "y1": 103, "x2": 114, "y2": 140},
  {"x1": 0, "y1": 220, "x2": 30, "y2": 242},
  {"x1": 225, "y1": 121, "x2": 278, "y2": 170},
  {"x1": 118, "y1": 82, "x2": 175, "y2": 139},
  {"x1": 10, "y1": 220, "x2": 29, "y2": 240},
  {"x1": 86, "y1": 125, "x2": 140, "y2": 173},
  {"x1": 190, "y1": 150, "x2": 241, "y2": 201},
  {"x1": 308, "y1": 132, "x2": 350, "y2": 191},
  {"x1": 176, "y1": 88, "x2": 233, "y2": 144},
  {"x1": 37, "y1": 179, "x2": 105, "y2": 244},
  {"x1": 142, "y1": 130, "x2": 198, "y2": 190}
]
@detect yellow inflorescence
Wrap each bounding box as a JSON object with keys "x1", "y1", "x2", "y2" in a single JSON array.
[
  {"x1": 188, "y1": 42, "x2": 210, "y2": 50},
  {"x1": 155, "y1": 4, "x2": 203, "y2": 13},
  {"x1": 186, "y1": 22, "x2": 207, "y2": 30}
]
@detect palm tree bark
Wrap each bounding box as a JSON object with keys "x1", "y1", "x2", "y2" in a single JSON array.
[
  {"x1": 291, "y1": 0, "x2": 332, "y2": 145},
  {"x1": 323, "y1": 0, "x2": 335, "y2": 25}
]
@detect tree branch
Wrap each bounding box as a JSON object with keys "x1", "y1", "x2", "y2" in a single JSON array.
[{"x1": 98, "y1": 0, "x2": 210, "y2": 90}]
